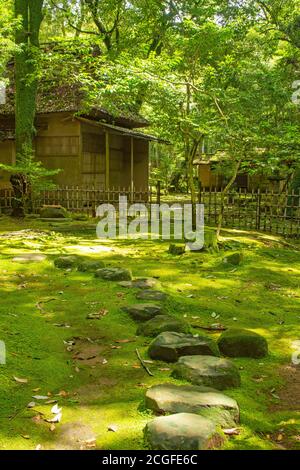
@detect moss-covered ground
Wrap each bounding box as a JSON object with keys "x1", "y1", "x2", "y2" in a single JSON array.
[{"x1": 0, "y1": 216, "x2": 299, "y2": 450}]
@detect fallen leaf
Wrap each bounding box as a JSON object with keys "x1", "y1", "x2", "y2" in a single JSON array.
[
  {"x1": 32, "y1": 387, "x2": 41, "y2": 392},
  {"x1": 57, "y1": 390, "x2": 68, "y2": 397},
  {"x1": 114, "y1": 339, "x2": 133, "y2": 344},
  {"x1": 35, "y1": 444, "x2": 42, "y2": 450},
  {"x1": 223, "y1": 428, "x2": 240, "y2": 436},
  {"x1": 27, "y1": 402, "x2": 36, "y2": 408},
  {"x1": 32, "y1": 415, "x2": 42, "y2": 424},
  {"x1": 51, "y1": 404, "x2": 62, "y2": 414},
  {"x1": 49, "y1": 423, "x2": 56, "y2": 432},
  {"x1": 32, "y1": 395, "x2": 49, "y2": 400},
  {"x1": 45, "y1": 412, "x2": 62, "y2": 423},
  {"x1": 14, "y1": 376, "x2": 28, "y2": 384},
  {"x1": 159, "y1": 368, "x2": 171, "y2": 371},
  {"x1": 45, "y1": 399, "x2": 57, "y2": 405},
  {"x1": 21, "y1": 434, "x2": 30, "y2": 440},
  {"x1": 108, "y1": 425, "x2": 118, "y2": 432},
  {"x1": 276, "y1": 433, "x2": 284, "y2": 442}
]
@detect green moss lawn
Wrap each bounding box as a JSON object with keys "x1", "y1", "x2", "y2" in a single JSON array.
[{"x1": 0, "y1": 216, "x2": 299, "y2": 450}]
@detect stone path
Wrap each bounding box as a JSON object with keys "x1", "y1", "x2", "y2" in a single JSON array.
[{"x1": 52, "y1": 257, "x2": 269, "y2": 450}]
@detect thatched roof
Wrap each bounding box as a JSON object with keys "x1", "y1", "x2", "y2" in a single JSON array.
[{"x1": 0, "y1": 43, "x2": 149, "y2": 129}]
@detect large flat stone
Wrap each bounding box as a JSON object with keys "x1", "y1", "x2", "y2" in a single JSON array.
[
  {"x1": 137, "y1": 315, "x2": 190, "y2": 337},
  {"x1": 136, "y1": 290, "x2": 167, "y2": 301},
  {"x1": 95, "y1": 267, "x2": 132, "y2": 281},
  {"x1": 148, "y1": 332, "x2": 219, "y2": 362},
  {"x1": 145, "y1": 383, "x2": 239, "y2": 427},
  {"x1": 172, "y1": 355, "x2": 241, "y2": 390},
  {"x1": 144, "y1": 413, "x2": 224, "y2": 450},
  {"x1": 218, "y1": 328, "x2": 268, "y2": 358},
  {"x1": 122, "y1": 304, "x2": 163, "y2": 321}
]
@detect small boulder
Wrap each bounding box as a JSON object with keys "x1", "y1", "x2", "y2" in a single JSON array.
[
  {"x1": 148, "y1": 332, "x2": 219, "y2": 362},
  {"x1": 218, "y1": 328, "x2": 268, "y2": 358},
  {"x1": 95, "y1": 267, "x2": 132, "y2": 281},
  {"x1": 77, "y1": 259, "x2": 105, "y2": 272},
  {"x1": 122, "y1": 304, "x2": 163, "y2": 321},
  {"x1": 144, "y1": 413, "x2": 224, "y2": 450},
  {"x1": 223, "y1": 252, "x2": 243, "y2": 266},
  {"x1": 172, "y1": 355, "x2": 241, "y2": 390},
  {"x1": 136, "y1": 315, "x2": 190, "y2": 337},
  {"x1": 54, "y1": 256, "x2": 78, "y2": 269},
  {"x1": 40, "y1": 205, "x2": 69, "y2": 219},
  {"x1": 168, "y1": 244, "x2": 186, "y2": 255},
  {"x1": 145, "y1": 383, "x2": 239, "y2": 427},
  {"x1": 136, "y1": 290, "x2": 167, "y2": 301}
]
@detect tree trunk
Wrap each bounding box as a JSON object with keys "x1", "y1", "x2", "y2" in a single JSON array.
[
  {"x1": 13, "y1": 0, "x2": 43, "y2": 216},
  {"x1": 216, "y1": 159, "x2": 242, "y2": 239}
]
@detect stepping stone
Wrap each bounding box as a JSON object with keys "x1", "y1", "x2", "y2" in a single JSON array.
[
  {"x1": 136, "y1": 315, "x2": 189, "y2": 337},
  {"x1": 118, "y1": 278, "x2": 157, "y2": 289},
  {"x1": 218, "y1": 328, "x2": 268, "y2": 358},
  {"x1": 122, "y1": 304, "x2": 163, "y2": 321},
  {"x1": 172, "y1": 356, "x2": 241, "y2": 390},
  {"x1": 223, "y1": 252, "x2": 243, "y2": 266},
  {"x1": 148, "y1": 332, "x2": 219, "y2": 362},
  {"x1": 77, "y1": 259, "x2": 105, "y2": 272},
  {"x1": 95, "y1": 267, "x2": 132, "y2": 281},
  {"x1": 145, "y1": 383, "x2": 239, "y2": 428},
  {"x1": 12, "y1": 253, "x2": 46, "y2": 263},
  {"x1": 144, "y1": 413, "x2": 224, "y2": 450},
  {"x1": 54, "y1": 256, "x2": 78, "y2": 269},
  {"x1": 136, "y1": 290, "x2": 167, "y2": 301}
]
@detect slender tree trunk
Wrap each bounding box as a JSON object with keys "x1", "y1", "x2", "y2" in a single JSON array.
[
  {"x1": 216, "y1": 159, "x2": 242, "y2": 239},
  {"x1": 13, "y1": 0, "x2": 43, "y2": 216}
]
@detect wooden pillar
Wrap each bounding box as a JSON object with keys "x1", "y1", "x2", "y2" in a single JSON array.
[
  {"x1": 130, "y1": 136, "x2": 134, "y2": 201},
  {"x1": 105, "y1": 131, "x2": 110, "y2": 191}
]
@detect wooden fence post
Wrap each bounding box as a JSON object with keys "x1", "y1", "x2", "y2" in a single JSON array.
[{"x1": 156, "y1": 180, "x2": 161, "y2": 206}]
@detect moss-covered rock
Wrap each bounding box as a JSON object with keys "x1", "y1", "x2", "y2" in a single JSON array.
[
  {"x1": 40, "y1": 205, "x2": 69, "y2": 219},
  {"x1": 168, "y1": 244, "x2": 186, "y2": 255},
  {"x1": 77, "y1": 259, "x2": 105, "y2": 272},
  {"x1": 122, "y1": 304, "x2": 163, "y2": 321},
  {"x1": 54, "y1": 256, "x2": 78, "y2": 269},
  {"x1": 218, "y1": 328, "x2": 268, "y2": 358},
  {"x1": 223, "y1": 252, "x2": 243, "y2": 266},
  {"x1": 136, "y1": 315, "x2": 190, "y2": 337},
  {"x1": 136, "y1": 290, "x2": 167, "y2": 301},
  {"x1": 95, "y1": 267, "x2": 132, "y2": 281},
  {"x1": 172, "y1": 355, "x2": 241, "y2": 390},
  {"x1": 148, "y1": 332, "x2": 220, "y2": 362}
]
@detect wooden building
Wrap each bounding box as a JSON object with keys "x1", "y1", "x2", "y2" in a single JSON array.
[
  {"x1": 0, "y1": 69, "x2": 162, "y2": 194},
  {"x1": 196, "y1": 158, "x2": 284, "y2": 192}
]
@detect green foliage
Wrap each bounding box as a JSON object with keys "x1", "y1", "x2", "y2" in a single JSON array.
[{"x1": 0, "y1": 145, "x2": 61, "y2": 194}]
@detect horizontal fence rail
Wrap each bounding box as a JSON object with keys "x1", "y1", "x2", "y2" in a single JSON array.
[{"x1": 1, "y1": 185, "x2": 300, "y2": 238}]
